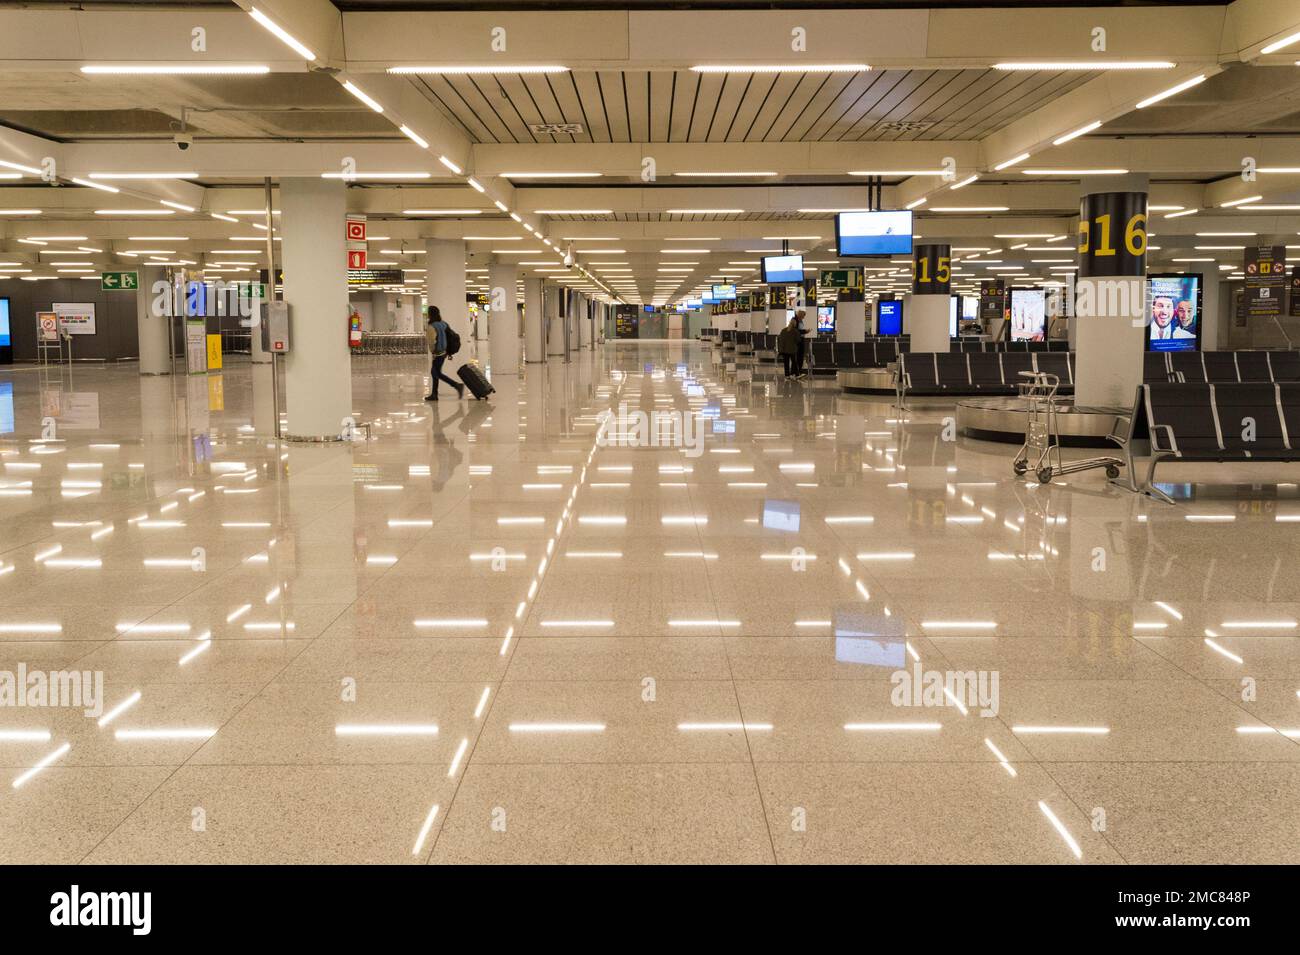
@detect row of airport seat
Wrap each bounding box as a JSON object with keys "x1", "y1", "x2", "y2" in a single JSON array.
[
  {"x1": 1145, "y1": 350, "x2": 1300, "y2": 384},
  {"x1": 898, "y1": 351, "x2": 1076, "y2": 399},
  {"x1": 952, "y1": 339, "x2": 1070, "y2": 353},
  {"x1": 1117, "y1": 382, "x2": 1300, "y2": 503},
  {"x1": 807, "y1": 339, "x2": 911, "y2": 373}
]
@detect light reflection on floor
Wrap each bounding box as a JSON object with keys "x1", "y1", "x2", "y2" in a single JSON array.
[{"x1": 1, "y1": 342, "x2": 1299, "y2": 864}]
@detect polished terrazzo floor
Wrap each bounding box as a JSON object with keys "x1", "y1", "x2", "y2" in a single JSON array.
[{"x1": 2, "y1": 341, "x2": 1299, "y2": 864}]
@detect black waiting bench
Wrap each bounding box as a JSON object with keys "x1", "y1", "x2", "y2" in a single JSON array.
[{"x1": 1113, "y1": 381, "x2": 1300, "y2": 503}]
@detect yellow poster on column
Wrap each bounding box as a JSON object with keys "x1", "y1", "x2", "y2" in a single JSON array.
[{"x1": 206, "y1": 334, "x2": 223, "y2": 370}]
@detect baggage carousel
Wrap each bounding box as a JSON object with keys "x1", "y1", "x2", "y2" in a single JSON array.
[
  {"x1": 957, "y1": 397, "x2": 1125, "y2": 447},
  {"x1": 839, "y1": 368, "x2": 896, "y2": 394}
]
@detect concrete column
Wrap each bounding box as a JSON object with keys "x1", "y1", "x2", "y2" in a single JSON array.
[
  {"x1": 837, "y1": 297, "x2": 866, "y2": 342},
  {"x1": 488, "y1": 261, "x2": 519, "y2": 377},
  {"x1": 1074, "y1": 175, "x2": 1149, "y2": 408},
  {"x1": 280, "y1": 177, "x2": 353, "y2": 440},
  {"x1": 567, "y1": 290, "x2": 579, "y2": 352},
  {"x1": 909, "y1": 245, "x2": 952, "y2": 353},
  {"x1": 546, "y1": 284, "x2": 564, "y2": 356},
  {"x1": 751, "y1": 293, "x2": 767, "y2": 333},
  {"x1": 425, "y1": 239, "x2": 468, "y2": 343},
  {"x1": 575, "y1": 293, "x2": 588, "y2": 349},
  {"x1": 136, "y1": 265, "x2": 171, "y2": 374},
  {"x1": 768, "y1": 300, "x2": 785, "y2": 335},
  {"x1": 523, "y1": 276, "x2": 544, "y2": 362}
]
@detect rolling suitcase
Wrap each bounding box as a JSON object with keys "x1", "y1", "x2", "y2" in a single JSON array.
[{"x1": 457, "y1": 361, "x2": 495, "y2": 400}]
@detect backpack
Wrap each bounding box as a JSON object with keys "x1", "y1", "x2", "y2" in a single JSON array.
[{"x1": 444, "y1": 325, "x2": 461, "y2": 357}]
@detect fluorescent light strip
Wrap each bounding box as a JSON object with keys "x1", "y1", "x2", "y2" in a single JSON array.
[
  {"x1": 691, "y1": 63, "x2": 867, "y2": 73},
  {"x1": 996, "y1": 61, "x2": 1173, "y2": 71},
  {"x1": 81, "y1": 64, "x2": 270, "y2": 75},
  {"x1": 1136, "y1": 74, "x2": 1207, "y2": 108},
  {"x1": 248, "y1": 7, "x2": 317, "y2": 61},
  {"x1": 388, "y1": 65, "x2": 569, "y2": 75}
]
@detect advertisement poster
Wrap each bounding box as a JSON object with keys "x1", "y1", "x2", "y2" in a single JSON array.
[
  {"x1": 53, "y1": 302, "x2": 96, "y2": 335},
  {"x1": 37, "y1": 312, "x2": 59, "y2": 341},
  {"x1": 1147, "y1": 274, "x2": 1200, "y2": 352},
  {"x1": 1010, "y1": 289, "x2": 1046, "y2": 342},
  {"x1": 1244, "y1": 246, "x2": 1286, "y2": 320}
]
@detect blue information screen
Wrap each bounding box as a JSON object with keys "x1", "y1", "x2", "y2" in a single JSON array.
[{"x1": 0, "y1": 297, "x2": 11, "y2": 346}]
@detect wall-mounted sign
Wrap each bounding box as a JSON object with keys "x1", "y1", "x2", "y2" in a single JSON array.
[
  {"x1": 101, "y1": 271, "x2": 139, "y2": 292},
  {"x1": 1244, "y1": 245, "x2": 1286, "y2": 320},
  {"x1": 912, "y1": 244, "x2": 952, "y2": 296},
  {"x1": 347, "y1": 249, "x2": 367, "y2": 270},
  {"x1": 346, "y1": 219, "x2": 367, "y2": 242},
  {"x1": 1291, "y1": 266, "x2": 1300, "y2": 318},
  {"x1": 53, "y1": 302, "x2": 96, "y2": 335}
]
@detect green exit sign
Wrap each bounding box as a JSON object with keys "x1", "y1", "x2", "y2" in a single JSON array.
[
  {"x1": 101, "y1": 271, "x2": 139, "y2": 291},
  {"x1": 819, "y1": 269, "x2": 861, "y2": 289}
]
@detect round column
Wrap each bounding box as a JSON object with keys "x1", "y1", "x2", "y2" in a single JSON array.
[
  {"x1": 488, "y1": 261, "x2": 519, "y2": 377},
  {"x1": 1074, "y1": 177, "x2": 1148, "y2": 407},
  {"x1": 280, "y1": 177, "x2": 353, "y2": 441},
  {"x1": 909, "y1": 243, "x2": 952, "y2": 353},
  {"x1": 836, "y1": 289, "x2": 866, "y2": 342},
  {"x1": 523, "y1": 276, "x2": 544, "y2": 363},
  {"x1": 136, "y1": 264, "x2": 171, "y2": 374},
  {"x1": 424, "y1": 238, "x2": 469, "y2": 344}
]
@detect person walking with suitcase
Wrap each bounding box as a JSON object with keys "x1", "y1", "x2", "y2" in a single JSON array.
[{"x1": 424, "y1": 306, "x2": 465, "y2": 401}]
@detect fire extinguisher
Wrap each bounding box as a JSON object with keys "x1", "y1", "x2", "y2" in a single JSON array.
[{"x1": 348, "y1": 308, "x2": 363, "y2": 348}]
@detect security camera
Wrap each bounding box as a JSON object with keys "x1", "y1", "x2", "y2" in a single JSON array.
[{"x1": 174, "y1": 132, "x2": 193, "y2": 151}]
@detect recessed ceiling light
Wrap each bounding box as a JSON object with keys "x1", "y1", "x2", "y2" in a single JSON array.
[
  {"x1": 500, "y1": 172, "x2": 601, "y2": 179},
  {"x1": 1021, "y1": 168, "x2": 1129, "y2": 176},
  {"x1": 403, "y1": 209, "x2": 483, "y2": 215},
  {"x1": 993, "y1": 152, "x2": 1031, "y2": 171}
]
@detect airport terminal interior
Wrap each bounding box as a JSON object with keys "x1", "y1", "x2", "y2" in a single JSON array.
[{"x1": 2, "y1": 0, "x2": 1300, "y2": 866}]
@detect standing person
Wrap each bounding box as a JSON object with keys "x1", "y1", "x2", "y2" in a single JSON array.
[
  {"x1": 792, "y1": 309, "x2": 810, "y2": 379},
  {"x1": 424, "y1": 306, "x2": 465, "y2": 401},
  {"x1": 777, "y1": 316, "x2": 799, "y2": 379}
]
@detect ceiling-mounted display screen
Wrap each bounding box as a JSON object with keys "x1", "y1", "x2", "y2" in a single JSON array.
[
  {"x1": 836, "y1": 210, "x2": 914, "y2": 257},
  {"x1": 761, "y1": 254, "x2": 804, "y2": 284},
  {"x1": 711, "y1": 284, "x2": 737, "y2": 301},
  {"x1": 1147, "y1": 274, "x2": 1202, "y2": 352}
]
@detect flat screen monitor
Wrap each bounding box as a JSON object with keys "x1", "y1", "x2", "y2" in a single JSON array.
[
  {"x1": 962, "y1": 295, "x2": 979, "y2": 321},
  {"x1": 949, "y1": 296, "x2": 959, "y2": 338},
  {"x1": 1146, "y1": 274, "x2": 1202, "y2": 352},
  {"x1": 0, "y1": 297, "x2": 10, "y2": 347},
  {"x1": 701, "y1": 294, "x2": 716, "y2": 305},
  {"x1": 711, "y1": 284, "x2": 737, "y2": 301},
  {"x1": 836, "y1": 210, "x2": 914, "y2": 257},
  {"x1": 877, "y1": 299, "x2": 903, "y2": 336},
  {"x1": 761, "y1": 254, "x2": 804, "y2": 284},
  {"x1": 1010, "y1": 288, "x2": 1046, "y2": 342},
  {"x1": 817, "y1": 305, "x2": 836, "y2": 334},
  {"x1": 762, "y1": 499, "x2": 800, "y2": 532}
]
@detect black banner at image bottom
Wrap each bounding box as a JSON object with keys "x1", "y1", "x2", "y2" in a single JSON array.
[{"x1": 0, "y1": 865, "x2": 1285, "y2": 940}]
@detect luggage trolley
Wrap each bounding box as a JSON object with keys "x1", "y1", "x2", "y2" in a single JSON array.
[{"x1": 1011, "y1": 371, "x2": 1124, "y2": 484}]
